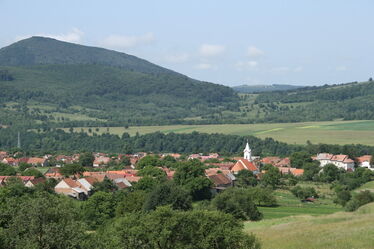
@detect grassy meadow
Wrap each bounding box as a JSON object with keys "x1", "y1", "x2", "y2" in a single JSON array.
[
  {"x1": 246, "y1": 181, "x2": 374, "y2": 249},
  {"x1": 62, "y1": 120, "x2": 374, "y2": 146},
  {"x1": 245, "y1": 203, "x2": 374, "y2": 249},
  {"x1": 260, "y1": 182, "x2": 341, "y2": 220}
]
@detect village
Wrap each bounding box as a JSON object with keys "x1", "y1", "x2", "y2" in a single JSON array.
[{"x1": 0, "y1": 142, "x2": 373, "y2": 200}]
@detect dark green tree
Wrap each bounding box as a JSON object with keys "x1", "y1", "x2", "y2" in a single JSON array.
[{"x1": 212, "y1": 188, "x2": 262, "y2": 221}]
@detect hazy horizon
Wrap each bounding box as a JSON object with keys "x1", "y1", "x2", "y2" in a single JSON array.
[{"x1": 1, "y1": 0, "x2": 373, "y2": 87}]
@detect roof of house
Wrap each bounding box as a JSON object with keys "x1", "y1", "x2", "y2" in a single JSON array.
[
  {"x1": 356, "y1": 155, "x2": 372, "y2": 163},
  {"x1": 208, "y1": 173, "x2": 231, "y2": 186},
  {"x1": 29, "y1": 177, "x2": 46, "y2": 185},
  {"x1": 116, "y1": 181, "x2": 129, "y2": 189},
  {"x1": 231, "y1": 158, "x2": 258, "y2": 172},
  {"x1": 291, "y1": 169, "x2": 304, "y2": 176},
  {"x1": 331, "y1": 154, "x2": 354, "y2": 163},
  {"x1": 63, "y1": 178, "x2": 79, "y2": 188},
  {"x1": 27, "y1": 157, "x2": 46, "y2": 165},
  {"x1": 125, "y1": 176, "x2": 142, "y2": 182},
  {"x1": 275, "y1": 158, "x2": 291, "y2": 167},
  {"x1": 316, "y1": 153, "x2": 334, "y2": 160},
  {"x1": 261, "y1": 157, "x2": 281, "y2": 165}
]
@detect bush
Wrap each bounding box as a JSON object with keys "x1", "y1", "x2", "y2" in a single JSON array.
[
  {"x1": 291, "y1": 186, "x2": 318, "y2": 200},
  {"x1": 211, "y1": 188, "x2": 262, "y2": 221},
  {"x1": 99, "y1": 206, "x2": 261, "y2": 249},
  {"x1": 345, "y1": 190, "x2": 374, "y2": 212},
  {"x1": 143, "y1": 182, "x2": 192, "y2": 211}
]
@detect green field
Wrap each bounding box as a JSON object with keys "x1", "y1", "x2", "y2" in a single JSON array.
[
  {"x1": 260, "y1": 182, "x2": 341, "y2": 220},
  {"x1": 245, "y1": 182, "x2": 374, "y2": 249},
  {"x1": 245, "y1": 203, "x2": 374, "y2": 249},
  {"x1": 63, "y1": 120, "x2": 374, "y2": 146}
]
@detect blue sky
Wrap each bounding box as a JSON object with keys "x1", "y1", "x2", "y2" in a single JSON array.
[{"x1": 1, "y1": 0, "x2": 373, "y2": 86}]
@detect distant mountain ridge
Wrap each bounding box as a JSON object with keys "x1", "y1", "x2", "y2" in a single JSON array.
[
  {"x1": 0, "y1": 37, "x2": 239, "y2": 126},
  {"x1": 233, "y1": 84, "x2": 303, "y2": 93},
  {"x1": 0, "y1": 36, "x2": 175, "y2": 75}
]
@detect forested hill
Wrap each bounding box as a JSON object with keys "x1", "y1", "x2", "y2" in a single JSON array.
[
  {"x1": 0, "y1": 36, "x2": 174, "y2": 74},
  {"x1": 0, "y1": 37, "x2": 239, "y2": 126},
  {"x1": 251, "y1": 80, "x2": 374, "y2": 122}
]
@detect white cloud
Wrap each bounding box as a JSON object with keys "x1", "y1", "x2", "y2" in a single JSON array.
[
  {"x1": 199, "y1": 44, "x2": 225, "y2": 57},
  {"x1": 16, "y1": 28, "x2": 84, "y2": 43},
  {"x1": 235, "y1": 60, "x2": 258, "y2": 71},
  {"x1": 195, "y1": 63, "x2": 214, "y2": 70},
  {"x1": 101, "y1": 32, "x2": 155, "y2": 49},
  {"x1": 336, "y1": 66, "x2": 347, "y2": 71},
  {"x1": 247, "y1": 46, "x2": 264, "y2": 57},
  {"x1": 164, "y1": 53, "x2": 190, "y2": 63}
]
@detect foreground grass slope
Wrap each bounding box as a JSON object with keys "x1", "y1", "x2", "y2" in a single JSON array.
[
  {"x1": 64, "y1": 120, "x2": 374, "y2": 145},
  {"x1": 245, "y1": 202, "x2": 374, "y2": 249}
]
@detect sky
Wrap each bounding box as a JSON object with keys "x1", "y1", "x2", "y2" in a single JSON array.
[{"x1": 0, "y1": 0, "x2": 373, "y2": 86}]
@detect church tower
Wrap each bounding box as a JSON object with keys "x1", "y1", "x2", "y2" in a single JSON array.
[{"x1": 243, "y1": 140, "x2": 252, "y2": 161}]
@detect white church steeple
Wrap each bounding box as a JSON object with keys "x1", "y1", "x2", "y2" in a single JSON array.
[{"x1": 243, "y1": 140, "x2": 252, "y2": 161}]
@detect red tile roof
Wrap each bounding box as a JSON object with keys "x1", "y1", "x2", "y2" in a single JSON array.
[
  {"x1": 356, "y1": 155, "x2": 372, "y2": 163},
  {"x1": 208, "y1": 173, "x2": 231, "y2": 187},
  {"x1": 231, "y1": 158, "x2": 258, "y2": 172}
]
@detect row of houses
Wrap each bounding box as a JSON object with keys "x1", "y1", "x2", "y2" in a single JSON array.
[{"x1": 314, "y1": 153, "x2": 373, "y2": 171}]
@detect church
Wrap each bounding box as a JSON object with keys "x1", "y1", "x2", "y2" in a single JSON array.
[{"x1": 231, "y1": 141, "x2": 259, "y2": 174}]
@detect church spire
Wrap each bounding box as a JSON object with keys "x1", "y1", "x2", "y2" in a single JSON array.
[{"x1": 243, "y1": 140, "x2": 251, "y2": 161}]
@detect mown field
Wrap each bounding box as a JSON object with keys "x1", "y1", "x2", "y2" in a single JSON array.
[
  {"x1": 246, "y1": 181, "x2": 374, "y2": 249},
  {"x1": 63, "y1": 120, "x2": 374, "y2": 146}
]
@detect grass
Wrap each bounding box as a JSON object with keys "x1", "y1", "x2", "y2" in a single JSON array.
[
  {"x1": 61, "y1": 120, "x2": 374, "y2": 146},
  {"x1": 355, "y1": 181, "x2": 374, "y2": 193},
  {"x1": 245, "y1": 203, "x2": 374, "y2": 249},
  {"x1": 259, "y1": 182, "x2": 341, "y2": 220}
]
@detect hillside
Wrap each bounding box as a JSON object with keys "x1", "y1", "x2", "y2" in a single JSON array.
[
  {"x1": 233, "y1": 84, "x2": 303, "y2": 93},
  {"x1": 249, "y1": 80, "x2": 374, "y2": 122},
  {"x1": 0, "y1": 36, "x2": 174, "y2": 74},
  {"x1": 246, "y1": 202, "x2": 374, "y2": 249},
  {"x1": 0, "y1": 37, "x2": 239, "y2": 126}
]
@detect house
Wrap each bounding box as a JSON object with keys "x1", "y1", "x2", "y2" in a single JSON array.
[
  {"x1": 27, "y1": 157, "x2": 48, "y2": 167},
  {"x1": 261, "y1": 157, "x2": 291, "y2": 168},
  {"x1": 55, "y1": 155, "x2": 74, "y2": 166},
  {"x1": 2, "y1": 157, "x2": 17, "y2": 166},
  {"x1": 231, "y1": 159, "x2": 259, "y2": 174},
  {"x1": 54, "y1": 178, "x2": 87, "y2": 200},
  {"x1": 124, "y1": 175, "x2": 142, "y2": 183},
  {"x1": 45, "y1": 167, "x2": 63, "y2": 179},
  {"x1": 161, "y1": 153, "x2": 181, "y2": 159},
  {"x1": 76, "y1": 177, "x2": 98, "y2": 195},
  {"x1": 315, "y1": 153, "x2": 355, "y2": 171},
  {"x1": 25, "y1": 177, "x2": 46, "y2": 187},
  {"x1": 208, "y1": 173, "x2": 233, "y2": 193},
  {"x1": 277, "y1": 167, "x2": 304, "y2": 176},
  {"x1": 93, "y1": 156, "x2": 111, "y2": 167},
  {"x1": 0, "y1": 176, "x2": 35, "y2": 186},
  {"x1": 315, "y1": 153, "x2": 334, "y2": 167},
  {"x1": 356, "y1": 155, "x2": 373, "y2": 171},
  {"x1": 330, "y1": 155, "x2": 355, "y2": 171},
  {"x1": 205, "y1": 162, "x2": 235, "y2": 170}
]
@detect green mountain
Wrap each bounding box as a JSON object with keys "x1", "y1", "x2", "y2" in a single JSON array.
[
  {"x1": 0, "y1": 37, "x2": 239, "y2": 126},
  {"x1": 232, "y1": 84, "x2": 303, "y2": 93},
  {"x1": 251, "y1": 80, "x2": 374, "y2": 122}
]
